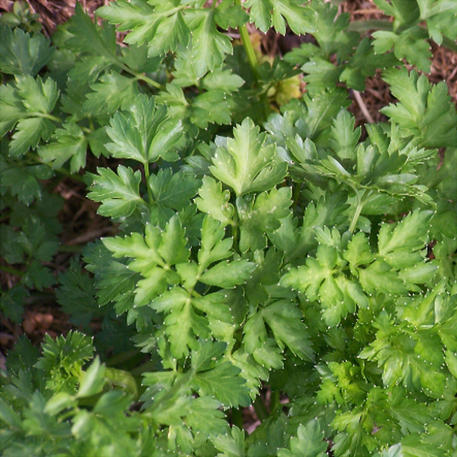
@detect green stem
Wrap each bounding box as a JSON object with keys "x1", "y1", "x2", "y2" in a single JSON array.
[
  {"x1": 30, "y1": 112, "x2": 62, "y2": 123},
  {"x1": 239, "y1": 25, "x2": 259, "y2": 79},
  {"x1": 143, "y1": 161, "x2": 154, "y2": 205},
  {"x1": 253, "y1": 396, "x2": 269, "y2": 421},
  {"x1": 347, "y1": 19, "x2": 393, "y2": 33},
  {"x1": 349, "y1": 194, "x2": 365, "y2": 234},
  {"x1": 269, "y1": 390, "x2": 281, "y2": 414},
  {"x1": 0, "y1": 264, "x2": 24, "y2": 277},
  {"x1": 191, "y1": 289, "x2": 202, "y2": 298},
  {"x1": 135, "y1": 72, "x2": 164, "y2": 89},
  {"x1": 117, "y1": 61, "x2": 163, "y2": 90},
  {"x1": 235, "y1": 1, "x2": 259, "y2": 80}
]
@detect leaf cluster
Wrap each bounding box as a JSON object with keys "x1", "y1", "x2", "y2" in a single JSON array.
[{"x1": 1, "y1": 1, "x2": 457, "y2": 456}]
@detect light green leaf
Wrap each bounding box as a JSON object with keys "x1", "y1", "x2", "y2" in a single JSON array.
[
  {"x1": 105, "y1": 94, "x2": 184, "y2": 164},
  {"x1": 200, "y1": 259, "x2": 256, "y2": 288},
  {"x1": 0, "y1": 25, "x2": 53, "y2": 76},
  {"x1": 87, "y1": 165, "x2": 146, "y2": 218},
  {"x1": 187, "y1": 10, "x2": 232, "y2": 77},
  {"x1": 277, "y1": 420, "x2": 327, "y2": 457},
  {"x1": 39, "y1": 122, "x2": 88, "y2": 172},
  {"x1": 97, "y1": 0, "x2": 190, "y2": 56},
  {"x1": 148, "y1": 169, "x2": 200, "y2": 211},
  {"x1": 83, "y1": 72, "x2": 139, "y2": 118},
  {"x1": 246, "y1": 0, "x2": 314, "y2": 34},
  {"x1": 210, "y1": 118, "x2": 287, "y2": 196},
  {"x1": 262, "y1": 300, "x2": 313, "y2": 361},
  {"x1": 77, "y1": 357, "x2": 106, "y2": 398},
  {"x1": 198, "y1": 216, "x2": 233, "y2": 271},
  {"x1": 195, "y1": 176, "x2": 235, "y2": 226}
]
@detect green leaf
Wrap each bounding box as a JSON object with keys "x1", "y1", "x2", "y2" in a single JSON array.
[
  {"x1": 373, "y1": 27, "x2": 431, "y2": 72},
  {"x1": 1, "y1": 75, "x2": 59, "y2": 157},
  {"x1": 17, "y1": 74, "x2": 59, "y2": 114},
  {"x1": 148, "y1": 169, "x2": 200, "y2": 211},
  {"x1": 192, "y1": 89, "x2": 234, "y2": 127},
  {"x1": 202, "y1": 68, "x2": 245, "y2": 92},
  {"x1": 0, "y1": 157, "x2": 52, "y2": 205},
  {"x1": 210, "y1": 118, "x2": 287, "y2": 196},
  {"x1": 329, "y1": 110, "x2": 361, "y2": 161},
  {"x1": 246, "y1": 0, "x2": 314, "y2": 34},
  {"x1": 56, "y1": 257, "x2": 98, "y2": 328},
  {"x1": 152, "y1": 289, "x2": 210, "y2": 358},
  {"x1": 262, "y1": 300, "x2": 313, "y2": 361},
  {"x1": 84, "y1": 241, "x2": 137, "y2": 315},
  {"x1": 212, "y1": 426, "x2": 246, "y2": 457},
  {"x1": 214, "y1": 0, "x2": 249, "y2": 29},
  {"x1": 87, "y1": 165, "x2": 147, "y2": 218},
  {"x1": 158, "y1": 215, "x2": 189, "y2": 266},
  {"x1": 377, "y1": 210, "x2": 432, "y2": 267},
  {"x1": 68, "y1": 3, "x2": 117, "y2": 59},
  {"x1": 445, "y1": 350, "x2": 457, "y2": 379},
  {"x1": 200, "y1": 259, "x2": 255, "y2": 288},
  {"x1": 83, "y1": 72, "x2": 139, "y2": 118},
  {"x1": 195, "y1": 176, "x2": 236, "y2": 226},
  {"x1": 238, "y1": 186, "x2": 292, "y2": 252},
  {"x1": 187, "y1": 10, "x2": 232, "y2": 77},
  {"x1": 104, "y1": 215, "x2": 189, "y2": 307},
  {"x1": 105, "y1": 94, "x2": 184, "y2": 164},
  {"x1": 0, "y1": 25, "x2": 53, "y2": 76},
  {"x1": 39, "y1": 123, "x2": 88, "y2": 173},
  {"x1": 77, "y1": 357, "x2": 106, "y2": 398},
  {"x1": 191, "y1": 342, "x2": 250, "y2": 407},
  {"x1": 97, "y1": 0, "x2": 189, "y2": 56},
  {"x1": 382, "y1": 68, "x2": 457, "y2": 148},
  {"x1": 0, "y1": 397, "x2": 21, "y2": 428},
  {"x1": 277, "y1": 420, "x2": 327, "y2": 457},
  {"x1": 198, "y1": 216, "x2": 233, "y2": 271},
  {"x1": 44, "y1": 392, "x2": 75, "y2": 416}
]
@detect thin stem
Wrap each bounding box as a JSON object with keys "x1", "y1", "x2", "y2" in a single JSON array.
[
  {"x1": 135, "y1": 72, "x2": 164, "y2": 90},
  {"x1": 191, "y1": 289, "x2": 202, "y2": 298},
  {"x1": 143, "y1": 161, "x2": 154, "y2": 205},
  {"x1": 239, "y1": 24, "x2": 259, "y2": 79},
  {"x1": 269, "y1": 390, "x2": 281, "y2": 414},
  {"x1": 117, "y1": 60, "x2": 163, "y2": 90},
  {"x1": 30, "y1": 112, "x2": 62, "y2": 123},
  {"x1": 347, "y1": 19, "x2": 393, "y2": 33},
  {"x1": 235, "y1": 1, "x2": 259, "y2": 80},
  {"x1": 349, "y1": 194, "x2": 365, "y2": 234},
  {"x1": 253, "y1": 396, "x2": 269, "y2": 421}
]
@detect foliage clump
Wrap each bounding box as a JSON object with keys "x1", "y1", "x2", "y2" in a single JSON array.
[{"x1": 1, "y1": 1, "x2": 457, "y2": 456}]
